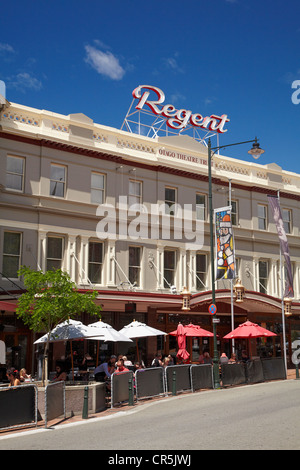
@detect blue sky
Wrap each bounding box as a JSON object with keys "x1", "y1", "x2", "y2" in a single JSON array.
[{"x1": 1, "y1": 0, "x2": 300, "y2": 173}]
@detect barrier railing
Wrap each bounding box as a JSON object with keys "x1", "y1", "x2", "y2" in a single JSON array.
[
  {"x1": 190, "y1": 364, "x2": 214, "y2": 392},
  {"x1": 111, "y1": 371, "x2": 134, "y2": 408},
  {"x1": 165, "y1": 365, "x2": 192, "y2": 394},
  {"x1": 221, "y1": 357, "x2": 286, "y2": 387},
  {"x1": 0, "y1": 384, "x2": 38, "y2": 431},
  {"x1": 44, "y1": 381, "x2": 66, "y2": 428},
  {"x1": 135, "y1": 367, "x2": 166, "y2": 401}
]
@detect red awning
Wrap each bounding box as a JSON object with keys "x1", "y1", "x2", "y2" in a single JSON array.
[{"x1": 0, "y1": 301, "x2": 18, "y2": 312}]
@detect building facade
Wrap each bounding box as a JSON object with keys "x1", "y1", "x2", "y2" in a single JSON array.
[{"x1": 0, "y1": 95, "x2": 300, "y2": 373}]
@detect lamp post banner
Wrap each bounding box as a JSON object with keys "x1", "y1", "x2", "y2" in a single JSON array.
[
  {"x1": 268, "y1": 196, "x2": 294, "y2": 297},
  {"x1": 214, "y1": 206, "x2": 235, "y2": 280}
]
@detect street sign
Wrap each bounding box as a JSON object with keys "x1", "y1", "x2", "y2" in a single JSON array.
[
  {"x1": 208, "y1": 303, "x2": 217, "y2": 315},
  {"x1": 212, "y1": 317, "x2": 220, "y2": 323}
]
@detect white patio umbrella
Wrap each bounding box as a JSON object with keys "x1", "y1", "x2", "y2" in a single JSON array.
[
  {"x1": 118, "y1": 320, "x2": 167, "y2": 362},
  {"x1": 34, "y1": 319, "x2": 105, "y2": 380},
  {"x1": 87, "y1": 320, "x2": 133, "y2": 366}
]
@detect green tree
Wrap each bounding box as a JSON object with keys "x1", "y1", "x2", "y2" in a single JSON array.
[{"x1": 16, "y1": 266, "x2": 102, "y2": 384}]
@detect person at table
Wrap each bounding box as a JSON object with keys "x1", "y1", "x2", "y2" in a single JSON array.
[
  {"x1": 94, "y1": 356, "x2": 116, "y2": 382},
  {"x1": 115, "y1": 358, "x2": 129, "y2": 374},
  {"x1": 52, "y1": 364, "x2": 68, "y2": 382},
  {"x1": 203, "y1": 351, "x2": 213, "y2": 365},
  {"x1": 7, "y1": 368, "x2": 21, "y2": 387},
  {"x1": 228, "y1": 353, "x2": 237, "y2": 364},
  {"x1": 241, "y1": 350, "x2": 250, "y2": 362},
  {"x1": 20, "y1": 368, "x2": 31, "y2": 382}
]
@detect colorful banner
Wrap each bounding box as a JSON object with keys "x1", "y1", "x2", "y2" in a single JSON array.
[
  {"x1": 214, "y1": 206, "x2": 235, "y2": 280},
  {"x1": 268, "y1": 196, "x2": 294, "y2": 298}
]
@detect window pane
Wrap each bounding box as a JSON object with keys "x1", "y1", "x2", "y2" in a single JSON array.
[
  {"x1": 6, "y1": 173, "x2": 23, "y2": 191},
  {"x1": 129, "y1": 181, "x2": 141, "y2": 196},
  {"x1": 129, "y1": 247, "x2": 140, "y2": 266},
  {"x1": 88, "y1": 263, "x2": 102, "y2": 284},
  {"x1": 50, "y1": 181, "x2": 65, "y2": 197},
  {"x1": 258, "y1": 205, "x2": 265, "y2": 218},
  {"x1": 91, "y1": 173, "x2": 104, "y2": 189},
  {"x1": 7, "y1": 156, "x2": 24, "y2": 174},
  {"x1": 91, "y1": 188, "x2": 103, "y2": 204},
  {"x1": 165, "y1": 187, "x2": 176, "y2": 203},
  {"x1": 129, "y1": 267, "x2": 140, "y2": 286},
  {"x1": 4, "y1": 232, "x2": 21, "y2": 255},
  {"x1": 51, "y1": 165, "x2": 65, "y2": 181},
  {"x1": 47, "y1": 238, "x2": 62, "y2": 259},
  {"x1": 164, "y1": 251, "x2": 175, "y2": 269},
  {"x1": 47, "y1": 259, "x2": 62, "y2": 271},
  {"x1": 2, "y1": 256, "x2": 20, "y2": 278},
  {"x1": 196, "y1": 254, "x2": 206, "y2": 272},
  {"x1": 89, "y1": 243, "x2": 103, "y2": 263},
  {"x1": 259, "y1": 261, "x2": 268, "y2": 278}
]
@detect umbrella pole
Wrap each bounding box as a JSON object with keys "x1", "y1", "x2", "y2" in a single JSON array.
[
  {"x1": 96, "y1": 341, "x2": 99, "y2": 367},
  {"x1": 70, "y1": 341, "x2": 74, "y2": 381},
  {"x1": 136, "y1": 339, "x2": 140, "y2": 363}
]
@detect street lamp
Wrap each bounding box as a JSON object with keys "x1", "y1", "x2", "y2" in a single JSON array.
[{"x1": 207, "y1": 137, "x2": 264, "y2": 388}]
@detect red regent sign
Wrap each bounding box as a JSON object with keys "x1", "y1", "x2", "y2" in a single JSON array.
[{"x1": 132, "y1": 85, "x2": 230, "y2": 133}]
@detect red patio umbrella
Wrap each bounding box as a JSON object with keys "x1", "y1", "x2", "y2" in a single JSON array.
[
  {"x1": 169, "y1": 323, "x2": 214, "y2": 338},
  {"x1": 223, "y1": 320, "x2": 277, "y2": 359},
  {"x1": 174, "y1": 323, "x2": 190, "y2": 361}
]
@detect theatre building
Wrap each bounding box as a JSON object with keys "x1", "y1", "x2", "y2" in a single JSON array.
[{"x1": 0, "y1": 89, "x2": 300, "y2": 374}]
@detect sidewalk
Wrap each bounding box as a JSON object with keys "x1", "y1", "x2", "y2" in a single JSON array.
[{"x1": 0, "y1": 369, "x2": 298, "y2": 437}]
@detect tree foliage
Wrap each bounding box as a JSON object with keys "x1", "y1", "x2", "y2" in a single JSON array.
[{"x1": 16, "y1": 267, "x2": 102, "y2": 333}]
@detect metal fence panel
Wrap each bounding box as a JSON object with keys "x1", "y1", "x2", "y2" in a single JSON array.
[
  {"x1": 261, "y1": 357, "x2": 286, "y2": 381},
  {"x1": 45, "y1": 381, "x2": 66, "y2": 428},
  {"x1": 111, "y1": 371, "x2": 134, "y2": 408},
  {"x1": 221, "y1": 363, "x2": 247, "y2": 386},
  {"x1": 0, "y1": 385, "x2": 38, "y2": 431},
  {"x1": 165, "y1": 365, "x2": 191, "y2": 394},
  {"x1": 135, "y1": 367, "x2": 165, "y2": 400},
  {"x1": 190, "y1": 364, "x2": 214, "y2": 391},
  {"x1": 246, "y1": 359, "x2": 264, "y2": 384}
]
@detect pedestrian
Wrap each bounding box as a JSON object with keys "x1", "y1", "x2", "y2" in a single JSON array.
[{"x1": 203, "y1": 351, "x2": 213, "y2": 365}]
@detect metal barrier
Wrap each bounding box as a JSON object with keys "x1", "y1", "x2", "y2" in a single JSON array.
[
  {"x1": 261, "y1": 357, "x2": 286, "y2": 381},
  {"x1": 0, "y1": 384, "x2": 38, "y2": 431},
  {"x1": 221, "y1": 363, "x2": 247, "y2": 387},
  {"x1": 135, "y1": 367, "x2": 166, "y2": 401},
  {"x1": 245, "y1": 359, "x2": 264, "y2": 384},
  {"x1": 44, "y1": 381, "x2": 66, "y2": 428},
  {"x1": 111, "y1": 371, "x2": 134, "y2": 408},
  {"x1": 165, "y1": 365, "x2": 191, "y2": 394},
  {"x1": 190, "y1": 364, "x2": 214, "y2": 391}
]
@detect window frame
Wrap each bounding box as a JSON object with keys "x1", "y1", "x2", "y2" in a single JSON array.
[
  {"x1": 195, "y1": 252, "x2": 206, "y2": 290},
  {"x1": 46, "y1": 236, "x2": 64, "y2": 271},
  {"x1": 282, "y1": 208, "x2": 292, "y2": 234},
  {"x1": 228, "y1": 199, "x2": 238, "y2": 226},
  {"x1": 163, "y1": 249, "x2": 176, "y2": 288},
  {"x1": 258, "y1": 204, "x2": 267, "y2": 230},
  {"x1": 258, "y1": 260, "x2": 269, "y2": 294},
  {"x1": 2, "y1": 231, "x2": 22, "y2": 279},
  {"x1": 128, "y1": 180, "x2": 142, "y2": 206},
  {"x1": 128, "y1": 246, "x2": 142, "y2": 287},
  {"x1": 50, "y1": 163, "x2": 67, "y2": 198},
  {"x1": 196, "y1": 193, "x2": 206, "y2": 221},
  {"x1": 91, "y1": 172, "x2": 106, "y2": 205},
  {"x1": 88, "y1": 241, "x2": 103, "y2": 284},
  {"x1": 165, "y1": 186, "x2": 177, "y2": 216},
  {"x1": 6, "y1": 155, "x2": 25, "y2": 192}
]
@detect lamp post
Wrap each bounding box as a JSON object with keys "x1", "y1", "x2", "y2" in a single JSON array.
[{"x1": 207, "y1": 137, "x2": 264, "y2": 388}]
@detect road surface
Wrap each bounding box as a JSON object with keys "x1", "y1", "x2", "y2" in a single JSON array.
[{"x1": 0, "y1": 380, "x2": 299, "y2": 451}]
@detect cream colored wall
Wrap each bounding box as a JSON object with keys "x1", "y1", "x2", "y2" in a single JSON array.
[{"x1": 1, "y1": 100, "x2": 300, "y2": 300}]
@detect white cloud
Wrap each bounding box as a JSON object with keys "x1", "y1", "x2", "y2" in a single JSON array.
[
  {"x1": 0, "y1": 43, "x2": 15, "y2": 54},
  {"x1": 9, "y1": 72, "x2": 42, "y2": 92},
  {"x1": 84, "y1": 44, "x2": 125, "y2": 80}
]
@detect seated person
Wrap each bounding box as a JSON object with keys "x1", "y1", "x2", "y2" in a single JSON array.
[
  {"x1": 115, "y1": 358, "x2": 129, "y2": 374},
  {"x1": 7, "y1": 368, "x2": 21, "y2": 387},
  {"x1": 20, "y1": 368, "x2": 31, "y2": 382},
  {"x1": 52, "y1": 364, "x2": 67, "y2": 382}
]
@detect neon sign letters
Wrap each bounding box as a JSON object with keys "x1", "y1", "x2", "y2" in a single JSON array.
[{"x1": 132, "y1": 85, "x2": 230, "y2": 133}]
